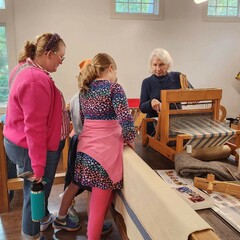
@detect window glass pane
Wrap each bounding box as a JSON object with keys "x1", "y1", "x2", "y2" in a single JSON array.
[
  {"x1": 228, "y1": 7, "x2": 238, "y2": 15},
  {"x1": 0, "y1": 26, "x2": 9, "y2": 106},
  {"x1": 142, "y1": 0, "x2": 154, "y2": 3},
  {"x1": 116, "y1": 3, "x2": 128, "y2": 12},
  {"x1": 129, "y1": 3, "x2": 141, "y2": 13},
  {"x1": 208, "y1": 6, "x2": 216, "y2": 15},
  {"x1": 208, "y1": 0, "x2": 217, "y2": 6},
  {"x1": 228, "y1": 0, "x2": 238, "y2": 6},
  {"x1": 142, "y1": 3, "x2": 154, "y2": 13},
  {"x1": 0, "y1": 0, "x2": 5, "y2": 9},
  {"x1": 216, "y1": 6, "x2": 227, "y2": 15},
  {"x1": 217, "y1": 0, "x2": 227, "y2": 6}
]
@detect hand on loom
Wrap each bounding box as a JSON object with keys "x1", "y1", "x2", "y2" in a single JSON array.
[{"x1": 151, "y1": 99, "x2": 161, "y2": 113}]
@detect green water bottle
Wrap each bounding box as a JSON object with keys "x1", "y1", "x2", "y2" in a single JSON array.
[{"x1": 31, "y1": 182, "x2": 45, "y2": 222}]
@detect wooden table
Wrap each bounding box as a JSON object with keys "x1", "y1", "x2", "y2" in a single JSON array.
[{"x1": 112, "y1": 135, "x2": 240, "y2": 240}]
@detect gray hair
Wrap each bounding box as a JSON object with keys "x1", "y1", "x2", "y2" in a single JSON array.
[{"x1": 149, "y1": 48, "x2": 173, "y2": 73}]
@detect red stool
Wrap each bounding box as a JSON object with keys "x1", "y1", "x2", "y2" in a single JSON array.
[{"x1": 127, "y1": 99, "x2": 140, "y2": 121}]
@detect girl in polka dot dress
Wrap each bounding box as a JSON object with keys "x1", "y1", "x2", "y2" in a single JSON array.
[{"x1": 53, "y1": 53, "x2": 136, "y2": 239}]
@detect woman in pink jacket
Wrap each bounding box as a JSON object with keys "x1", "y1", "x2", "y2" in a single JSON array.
[{"x1": 3, "y1": 32, "x2": 71, "y2": 240}]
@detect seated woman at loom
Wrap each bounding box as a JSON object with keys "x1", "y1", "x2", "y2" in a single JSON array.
[{"x1": 140, "y1": 48, "x2": 193, "y2": 135}]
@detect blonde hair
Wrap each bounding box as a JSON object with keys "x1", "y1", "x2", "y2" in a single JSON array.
[
  {"x1": 18, "y1": 33, "x2": 65, "y2": 63},
  {"x1": 149, "y1": 48, "x2": 173, "y2": 73},
  {"x1": 78, "y1": 53, "x2": 117, "y2": 93}
]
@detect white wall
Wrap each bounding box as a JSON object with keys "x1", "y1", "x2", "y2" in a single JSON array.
[{"x1": 11, "y1": 0, "x2": 240, "y2": 117}]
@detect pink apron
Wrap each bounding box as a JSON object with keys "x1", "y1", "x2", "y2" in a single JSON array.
[{"x1": 77, "y1": 119, "x2": 124, "y2": 183}]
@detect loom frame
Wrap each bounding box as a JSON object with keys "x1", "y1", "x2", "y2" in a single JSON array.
[{"x1": 142, "y1": 88, "x2": 240, "y2": 162}]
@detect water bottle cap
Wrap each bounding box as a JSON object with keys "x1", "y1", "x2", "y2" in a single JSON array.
[{"x1": 31, "y1": 182, "x2": 44, "y2": 191}]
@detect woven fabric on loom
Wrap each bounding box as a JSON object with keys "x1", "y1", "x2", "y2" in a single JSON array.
[{"x1": 170, "y1": 116, "x2": 236, "y2": 149}]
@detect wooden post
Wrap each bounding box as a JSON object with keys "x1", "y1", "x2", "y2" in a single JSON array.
[{"x1": 0, "y1": 122, "x2": 10, "y2": 213}]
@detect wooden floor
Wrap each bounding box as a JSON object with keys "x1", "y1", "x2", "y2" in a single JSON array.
[
  {"x1": 0, "y1": 179, "x2": 121, "y2": 240},
  {"x1": 1, "y1": 135, "x2": 240, "y2": 240}
]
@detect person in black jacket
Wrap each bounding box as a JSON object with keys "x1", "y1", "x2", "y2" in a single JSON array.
[{"x1": 140, "y1": 48, "x2": 193, "y2": 135}]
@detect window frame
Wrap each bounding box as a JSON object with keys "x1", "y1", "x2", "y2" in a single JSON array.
[
  {"x1": 0, "y1": 0, "x2": 16, "y2": 113},
  {"x1": 203, "y1": 0, "x2": 240, "y2": 22},
  {"x1": 110, "y1": 0, "x2": 164, "y2": 20}
]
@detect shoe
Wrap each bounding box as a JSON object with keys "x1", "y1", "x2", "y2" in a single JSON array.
[
  {"x1": 40, "y1": 213, "x2": 54, "y2": 232},
  {"x1": 86, "y1": 220, "x2": 113, "y2": 237},
  {"x1": 59, "y1": 194, "x2": 79, "y2": 223},
  {"x1": 101, "y1": 221, "x2": 113, "y2": 236},
  {"x1": 52, "y1": 215, "x2": 81, "y2": 232},
  {"x1": 39, "y1": 235, "x2": 47, "y2": 240},
  {"x1": 59, "y1": 192, "x2": 64, "y2": 199},
  {"x1": 67, "y1": 205, "x2": 79, "y2": 223}
]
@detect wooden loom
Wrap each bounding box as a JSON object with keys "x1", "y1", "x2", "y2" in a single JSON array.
[{"x1": 141, "y1": 88, "x2": 240, "y2": 162}]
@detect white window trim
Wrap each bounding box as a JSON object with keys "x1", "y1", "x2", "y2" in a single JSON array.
[
  {"x1": 0, "y1": 0, "x2": 16, "y2": 113},
  {"x1": 202, "y1": 1, "x2": 240, "y2": 22},
  {"x1": 110, "y1": 0, "x2": 164, "y2": 20}
]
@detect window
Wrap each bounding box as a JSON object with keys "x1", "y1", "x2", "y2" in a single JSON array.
[
  {"x1": 0, "y1": 26, "x2": 9, "y2": 107},
  {"x1": 110, "y1": 0, "x2": 164, "y2": 20},
  {"x1": 204, "y1": 0, "x2": 240, "y2": 21},
  {"x1": 0, "y1": 0, "x2": 5, "y2": 9},
  {"x1": 0, "y1": 0, "x2": 16, "y2": 111}
]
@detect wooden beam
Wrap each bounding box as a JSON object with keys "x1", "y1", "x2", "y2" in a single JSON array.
[{"x1": 7, "y1": 172, "x2": 66, "y2": 191}]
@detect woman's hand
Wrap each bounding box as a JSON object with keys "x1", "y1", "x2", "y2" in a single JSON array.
[
  {"x1": 30, "y1": 174, "x2": 43, "y2": 184},
  {"x1": 151, "y1": 99, "x2": 161, "y2": 113}
]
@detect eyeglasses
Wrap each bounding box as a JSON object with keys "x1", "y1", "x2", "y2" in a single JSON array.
[{"x1": 52, "y1": 51, "x2": 65, "y2": 62}]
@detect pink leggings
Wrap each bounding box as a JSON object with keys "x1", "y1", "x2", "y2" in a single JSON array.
[{"x1": 87, "y1": 187, "x2": 113, "y2": 240}]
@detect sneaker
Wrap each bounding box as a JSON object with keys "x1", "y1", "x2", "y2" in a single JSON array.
[
  {"x1": 101, "y1": 221, "x2": 113, "y2": 236},
  {"x1": 59, "y1": 194, "x2": 79, "y2": 223},
  {"x1": 52, "y1": 215, "x2": 81, "y2": 232},
  {"x1": 67, "y1": 205, "x2": 79, "y2": 224},
  {"x1": 86, "y1": 220, "x2": 113, "y2": 237},
  {"x1": 40, "y1": 213, "x2": 54, "y2": 232},
  {"x1": 39, "y1": 235, "x2": 47, "y2": 240},
  {"x1": 59, "y1": 192, "x2": 64, "y2": 199}
]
